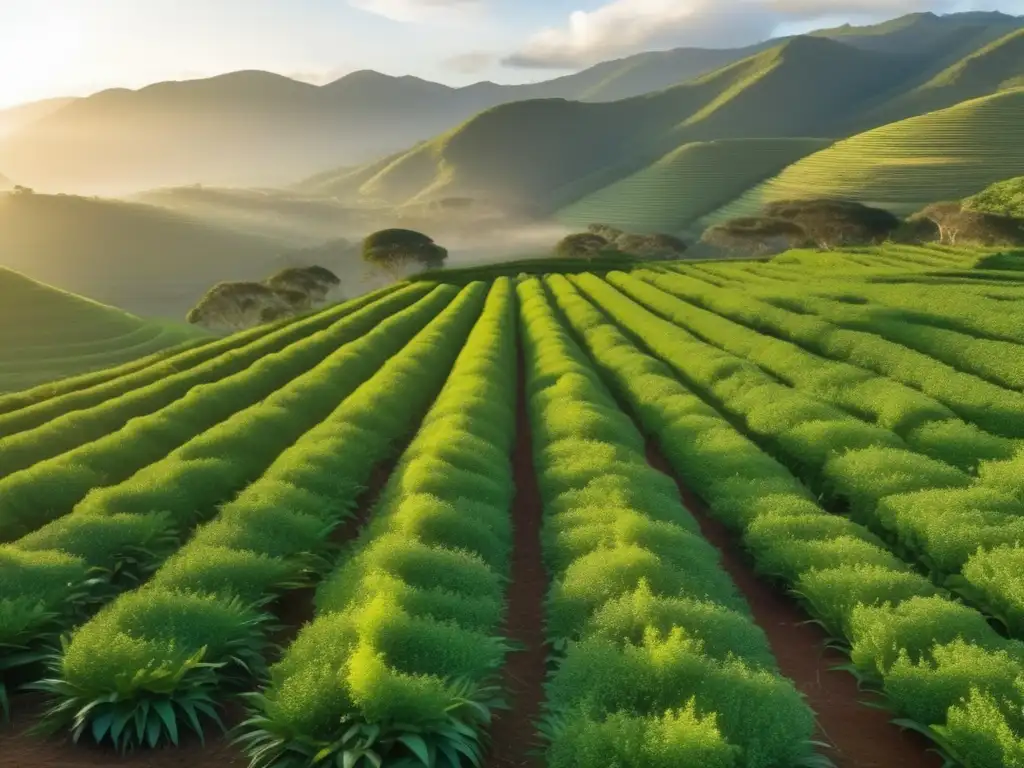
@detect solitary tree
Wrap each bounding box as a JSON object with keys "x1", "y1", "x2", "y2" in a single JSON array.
[
  {"x1": 362, "y1": 228, "x2": 447, "y2": 276},
  {"x1": 911, "y1": 202, "x2": 1024, "y2": 246}
]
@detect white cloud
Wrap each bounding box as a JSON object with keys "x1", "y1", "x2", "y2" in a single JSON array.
[
  {"x1": 349, "y1": 0, "x2": 482, "y2": 23},
  {"x1": 503, "y1": 0, "x2": 976, "y2": 68}
]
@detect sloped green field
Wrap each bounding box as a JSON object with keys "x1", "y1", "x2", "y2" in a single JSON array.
[
  {"x1": 5, "y1": 247, "x2": 1024, "y2": 768},
  {"x1": 702, "y1": 87, "x2": 1024, "y2": 226},
  {"x1": 0, "y1": 268, "x2": 208, "y2": 392},
  {"x1": 554, "y1": 138, "x2": 831, "y2": 234}
]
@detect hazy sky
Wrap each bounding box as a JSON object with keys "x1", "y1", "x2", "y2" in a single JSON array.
[{"x1": 0, "y1": 0, "x2": 1021, "y2": 107}]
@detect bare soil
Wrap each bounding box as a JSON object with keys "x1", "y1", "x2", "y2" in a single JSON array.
[
  {"x1": 0, "y1": 461, "x2": 396, "y2": 768},
  {"x1": 484, "y1": 349, "x2": 547, "y2": 768},
  {"x1": 645, "y1": 442, "x2": 944, "y2": 768}
]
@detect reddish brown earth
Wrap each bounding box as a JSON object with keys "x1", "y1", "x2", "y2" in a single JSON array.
[
  {"x1": 645, "y1": 443, "x2": 944, "y2": 768},
  {"x1": 484, "y1": 351, "x2": 547, "y2": 768},
  {"x1": 0, "y1": 461, "x2": 397, "y2": 768}
]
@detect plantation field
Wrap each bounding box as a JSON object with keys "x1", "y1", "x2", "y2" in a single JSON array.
[
  {"x1": 701, "y1": 87, "x2": 1024, "y2": 226},
  {"x1": 0, "y1": 268, "x2": 210, "y2": 394},
  {"x1": 555, "y1": 138, "x2": 831, "y2": 234},
  {"x1": 4, "y1": 244, "x2": 1024, "y2": 768}
]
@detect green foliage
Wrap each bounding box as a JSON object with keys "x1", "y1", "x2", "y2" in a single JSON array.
[
  {"x1": 541, "y1": 267, "x2": 1024, "y2": 766},
  {"x1": 518, "y1": 276, "x2": 817, "y2": 767},
  {"x1": 967, "y1": 175, "x2": 1024, "y2": 219},
  {"x1": 0, "y1": 283, "x2": 430, "y2": 540},
  {"x1": 704, "y1": 88, "x2": 1024, "y2": 221},
  {"x1": 362, "y1": 229, "x2": 448, "y2": 273},
  {"x1": 237, "y1": 279, "x2": 516, "y2": 767},
  {"x1": 0, "y1": 267, "x2": 208, "y2": 393}
]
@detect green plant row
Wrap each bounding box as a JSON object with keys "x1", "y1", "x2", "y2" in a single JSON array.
[
  {"x1": 634, "y1": 267, "x2": 1024, "y2": 442},
  {"x1": 0, "y1": 337, "x2": 210, "y2": 415},
  {"x1": 765, "y1": 260, "x2": 1024, "y2": 347},
  {"x1": 0, "y1": 281, "x2": 405, "y2": 450},
  {"x1": 744, "y1": 283, "x2": 1024, "y2": 393},
  {"x1": 31, "y1": 281, "x2": 492, "y2": 752},
  {"x1": 546, "y1": 272, "x2": 1024, "y2": 768},
  {"x1": 0, "y1": 284, "x2": 432, "y2": 543},
  {"x1": 0, "y1": 286, "x2": 459, "y2": 720},
  {"x1": 571, "y1": 274, "x2": 1024, "y2": 636},
  {"x1": 2, "y1": 323, "x2": 172, "y2": 362},
  {"x1": 237, "y1": 278, "x2": 517, "y2": 768},
  {"x1": 517, "y1": 276, "x2": 819, "y2": 768}
]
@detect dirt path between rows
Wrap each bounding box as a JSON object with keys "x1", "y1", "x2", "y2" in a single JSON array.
[
  {"x1": 645, "y1": 443, "x2": 943, "y2": 768},
  {"x1": 0, "y1": 461, "x2": 396, "y2": 768},
  {"x1": 484, "y1": 349, "x2": 547, "y2": 768}
]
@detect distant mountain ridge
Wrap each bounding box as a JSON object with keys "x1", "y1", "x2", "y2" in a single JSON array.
[{"x1": 2, "y1": 10, "x2": 1019, "y2": 194}]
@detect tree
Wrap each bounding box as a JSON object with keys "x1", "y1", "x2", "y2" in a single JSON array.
[
  {"x1": 911, "y1": 202, "x2": 1024, "y2": 246},
  {"x1": 362, "y1": 229, "x2": 448, "y2": 276},
  {"x1": 701, "y1": 217, "x2": 810, "y2": 256},
  {"x1": 187, "y1": 282, "x2": 309, "y2": 332},
  {"x1": 555, "y1": 232, "x2": 610, "y2": 259},
  {"x1": 587, "y1": 223, "x2": 625, "y2": 242},
  {"x1": 614, "y1": 232, "x2": 688, "y2": 259},
  {"x1": 762, "y1": 199, "x2": 900, "y2": 249},
  {"x1": 265, "y1": 265, "x2": 340, "y2": 302}
]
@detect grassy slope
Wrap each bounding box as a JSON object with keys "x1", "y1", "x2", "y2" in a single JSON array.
[
  {"x1": 0, "y1": 192, "x2": 288, "y2": 319},
  {"x1": 0, "y1": 267, "x2": 207, "y2": 393},
  {"x1": 701, "y1": 87, "x2": 1024, "y2": 225},
  {"x1": 343, "y1": 38, "x2": 897, "y2": 216},
  {"x1": 554, "y1": 138, "x2": 832, "y2": 234},
  {"x1": 966, "y1": 176, "x2": 1024, "y2": 218}
]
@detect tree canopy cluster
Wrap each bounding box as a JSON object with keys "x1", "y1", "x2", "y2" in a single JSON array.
[
  {"x1": 555, "y1": 225, "x2": 689, "y2": 260},
  {"x1": 702, "y1": 194, "x2": 1024, "y2": 256},
  {"x1": 361, "y1": 228, "x2": 447, "y2": 274},
  {"x1": 187, "y1": 265, "x2": 340, "y2": 333}
]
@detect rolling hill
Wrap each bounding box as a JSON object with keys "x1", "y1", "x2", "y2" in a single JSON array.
[
  {"x1": 701, "y1": 87, "x2": 1024, "y2": 225},
  {"x1": 1, "y1": 11, "x2": 1020, "y2": 195},
  {"x1": 554, "y1": 138, "x2": 831, "y2": 234},
  {"x1": 0, "y1": 97, "x2": 78, "y2": 139},
  {"x1": 318, "y1": 36, "x2": 909, "y2": 216},
  {"x1": 0, "y1": 191, "x2": 290, "y2": 318},
  {"x1": 0, "y1": 267, "x2": 207, "y2": 392}
]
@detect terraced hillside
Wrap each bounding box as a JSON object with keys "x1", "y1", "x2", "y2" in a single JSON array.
[
  {"x1": 0, "y1": 268, "x2": 209, "y2": 393},
  {"x1": 702, "y1": 87, "x2": 1024, "y2": 225},
  {"x1": 555, "y1": 138, "x2": 831, "y2": 234},
  {"x1": 4, "y1": 245, "x2": 1024, "y2": 768}
]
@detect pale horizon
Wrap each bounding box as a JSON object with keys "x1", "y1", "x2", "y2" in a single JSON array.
[{"x1": 1, "y1": 0, "x2": 1021, "y2": 109}]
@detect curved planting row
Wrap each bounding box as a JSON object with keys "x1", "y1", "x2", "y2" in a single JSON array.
[
  {"x1": 0, "y1": 282, "x2": 404, "y2": 445},
  {"x1": 570, "y1": 274, "x2": 1024, "y2": 638},
  {"x1": 29, "y1": 281, "x2": 492, "y2": 750},
  {"x1": 0, "y1": 338, "x2": 209, "y2": 417},
  {"x1": 236, "y1": 277, "x2": 517, "y2": 768},
  {"x1": 517, "y1": 277, "x2": 819, "y2": 768},
  {"x1": 635, "y1": 268, "x2": 1024, "y2": 440},
  {"x1": 545, "y1": 272, "x2": 1024, "y2": 768},
  {"x1": 0, "y1": 286, "x2": 460, "y2": 719},
  {"x1": 747, "y1": 288, "x2": 1024, "y2": 393},
  {"x1": 614, "y1": 271, "x2": 1015, "y2": 470},
  {"x1": 0, "y1": 284, "x2": 434, "y2": 542}
]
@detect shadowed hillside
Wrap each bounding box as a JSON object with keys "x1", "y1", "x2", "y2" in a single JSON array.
[
  {"x1": 0, "y1": 267, "x2": 206, "y2": 392},
  {"x1": 0, "y1": 191, "x2": 289, "y2": 318},
  {"x1": 555, "y1": 138, "x2": 831, "y2": 234},
  {"x1": 2, "y1": 11, "x2": 1020, "y2": 195},
  {"x1": 321, "y1": 37, "x2": 907, "y2": 216},
  {"x1": 702, "y1": 87, "x2": 1024, "y2": 224}
]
